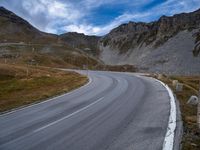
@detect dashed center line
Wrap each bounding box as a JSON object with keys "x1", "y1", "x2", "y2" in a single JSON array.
[{"x1": 34, "y1": 97, "x2": 104, "y2": 133}]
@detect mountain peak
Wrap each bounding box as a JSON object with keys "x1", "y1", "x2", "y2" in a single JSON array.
[
  {"x1": 0, "y1": 6, "x2": 6, "y2": 10},
  {"x1": 63, "y1": 32, "x2": 85, "y2": 36},
  {"x1": 0, "y1": 6, "x2": 13, "y2": 15}
]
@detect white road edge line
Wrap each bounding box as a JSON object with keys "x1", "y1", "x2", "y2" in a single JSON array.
[
  {"x1": 156, "y1": 79, "x2": 176, "y2": 150},
  {"x1": 33, "y1": 97, "x2": 104, "y2": 133},
  {"x1": 0, "y1": 77, "x2": 92, "y2": 117}
]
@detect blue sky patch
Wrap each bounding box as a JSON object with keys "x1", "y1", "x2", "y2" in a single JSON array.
[{"x1": 0, "y1": 0, "x2": 200, "y2": 35}]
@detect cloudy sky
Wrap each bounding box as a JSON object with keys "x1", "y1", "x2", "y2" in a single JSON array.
[{"x1": 0, "y1": 0, "x2": 200, "y2": 35}]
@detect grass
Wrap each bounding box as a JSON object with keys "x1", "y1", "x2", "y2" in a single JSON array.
[
  {"x1": 152, "y1": 74, "x2": 200, "y2": 149},
  {"x1": 94, "y1": 64, "x2": 137, "y2": 72},
  {"x1": 0, "y1": 43, "x2": 102, "y2": 69},
  {"x1": 0, "y1": 63, "x2": 88, "y2": 112}
]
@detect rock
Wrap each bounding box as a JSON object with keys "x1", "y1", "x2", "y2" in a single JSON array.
[
  {"x1": 157, "y1": 74, "x2": 164, "y2": 80},
  {"x1": 187, "y1": 95, "x2": 199, "y2": 105},
  {"x1": 99, "y1": 8, "x2": 200, "y2": 75},
  {"x1": 172, "y1": 80, "x2": 179, "y2": 87},
  {"x1": 1, "y1": 6, "x2": 200, "y2": 75},
  {"x1": 46, "y1": 74, "x2": 51, "y2": 77}
]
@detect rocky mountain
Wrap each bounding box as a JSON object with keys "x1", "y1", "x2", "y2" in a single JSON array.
[
  {"x1": 1, "y1": 6, "x2": 200, "y2": 74},
  {"x1": 0, "y1": 7, "x2": 101, "y2": 68},
  {"x1": 0, "y1": 7, "x2": 58, "y2": 44},
  {"x1": 59, "y1": 32, "x2": 100, "y2": 56},
  {"x1": 99, "y1": 9, "x2": 200, "y2": 75}
]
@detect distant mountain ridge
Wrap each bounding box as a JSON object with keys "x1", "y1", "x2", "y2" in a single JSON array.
[
  {"x1": 0, "y1": 6, "x2": 200, "y2": 74},
  {"x1": 100, "y1": 8, "x2": 200, "y2": 53},
  {"x1": 0, "y1": 7, "x2": 101, "y2": 68},
  {"x1": 59, "y1": 32, "x2": 100, "y2": 56},
  {"x1": 99, "y1": 8, "x2": 200, "y2": 75},
  {"x1": 0, "y1": 7, "x2": 58, "y2": 44}
]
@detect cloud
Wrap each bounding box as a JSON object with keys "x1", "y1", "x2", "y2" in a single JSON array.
[
  {"x1": 0, "y1": 0, "x2": 84, "y2": 32},
  {"x1": 0, "y1": 0, "x2": 200, "y2": 35},
  {"x1": 61, "y1": 12, "x2": 151, "y2": 35},
  {"x1": 150, "y1": 0, "x2": 200, "y2": 16}
]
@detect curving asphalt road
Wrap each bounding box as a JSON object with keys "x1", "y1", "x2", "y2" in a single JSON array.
[{"x1": 0, "y1": 71, "x2": 171, "y2": 150}]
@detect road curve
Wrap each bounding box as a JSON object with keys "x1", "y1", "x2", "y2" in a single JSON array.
[{"x1": 0, "y1": 71, "x2": 171, "y2": 150}]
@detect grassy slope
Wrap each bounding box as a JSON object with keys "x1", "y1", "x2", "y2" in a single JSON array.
[
  {"x1": 0, "y1": 64, "x2": 87, "y2": 112},
  {"x1": 153, "y1": 75, "x2": 200, "y2": 149},
  {"x1": 0, "y1": 43, "x2": 101, "y2": 69}
]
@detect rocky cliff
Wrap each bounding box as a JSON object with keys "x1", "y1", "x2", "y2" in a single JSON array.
[
  {"x1": 1, "y1": 6, "x2": 200, "y2": 74},
  {"x1": 99, "y1": 8, "x2": 200, "y2": 75}
]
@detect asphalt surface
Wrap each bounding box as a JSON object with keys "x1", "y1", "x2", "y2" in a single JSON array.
[{"x1": 0, "y1": 71, "x2": 171, "y2": 150}]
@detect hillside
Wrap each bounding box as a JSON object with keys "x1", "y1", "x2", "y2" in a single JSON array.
[
  {"x1": 0, "y1": 7, "x2": 102, "y2": 68},
  {"x1": 1, "y1": 6, "x2": 200, "y2": 74},
  {"x1": 99, "y1": 9, "x2": 200, "y2": 75},
  {"x1": 0, "y1": 63, "x2": 87, "y2": 112},
  {"x1": 59, "y1": 32, "x2": 100, "y2": 56},
  {"x1": 0, "y1": 7, "x2": 57, "y2": 44}
]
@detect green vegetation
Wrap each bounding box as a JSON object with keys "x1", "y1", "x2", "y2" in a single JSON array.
[{"x1": 0, "y1": 64, "x2": 87, "y2": 112}]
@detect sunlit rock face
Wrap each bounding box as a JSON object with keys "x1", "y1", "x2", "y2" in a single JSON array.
[
  {"x1": 1, "y1": 6, "x2": 200, "y2": 74},
  {"x1": 99, "y1": 9, "x2": 200, "y2": 75}
]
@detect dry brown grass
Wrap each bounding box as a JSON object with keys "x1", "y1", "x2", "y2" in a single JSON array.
[
  {"x1": 152, "y1": 74, "x2": 200, "y2": 149},
  {"x1": 0, "y1": 63, "x2": 88, "y2": 112},
  {"x1": 93, "y1": 64, "x2": 137, "y2": 72}
]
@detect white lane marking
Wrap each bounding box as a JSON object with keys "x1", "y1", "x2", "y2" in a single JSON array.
[
  {"x1": 156, "y1": 79, "x2": 176, "y2": 150},
  {"x1": 0, "y1": 77, "x2": 93, "y2": 117},
  {"x1": 33, "y1": 97, "x2": 104, "y2": 133}
]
